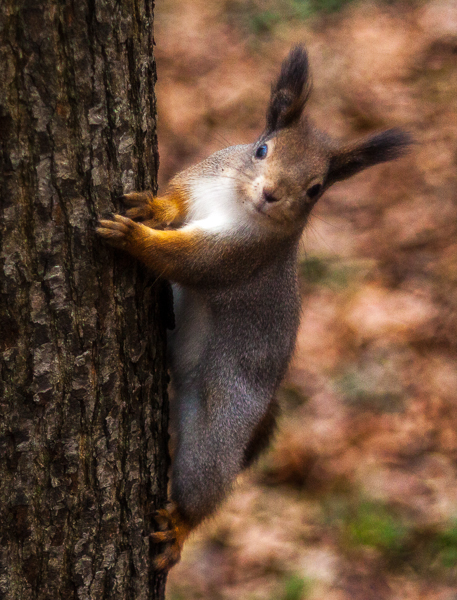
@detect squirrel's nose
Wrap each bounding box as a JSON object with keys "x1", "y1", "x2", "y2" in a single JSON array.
[{"x1": 263, "y1": 188, "x2": 279, "y2": 203}]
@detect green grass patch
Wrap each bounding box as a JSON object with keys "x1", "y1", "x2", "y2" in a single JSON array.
[
  {"x1": 279, "y1": 573, "x2": 312, "y2": 600},
  {"x1": 298, "y1": 255, "x2": 375, "y2": 290},
  {"x1": 225, "y1": 0, "x2": 357, "y2": 37},
  {"x1": 335, "y1": 499, "x2": 457, "y2": 578},
  {"x1": 278, "y1": 384, "x2": 310, "y2": 411},
  {"x1": 337, "y1": 370, "x2": 404, "y2": 413},
  {"x1": 344, "y1": 501, "x2": 409, "y2": 555},
  {"x1": 430, "y1": 523, "x2": 457, "y2": 569}
]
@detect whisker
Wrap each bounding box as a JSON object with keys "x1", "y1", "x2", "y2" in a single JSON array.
[
  {"x1": 208, "y1": 130, "x2": 235, "y2": 148},
  {"x1": 220, "y1": 172, "x2": 251, "y2": 184},
  {"x1": 311, "y1": 213, "x2": 343, "y2": 230},
  {"x1": 305, "y1": 219, "x2": 336, "y2": 254},
  {"x1": 229, "y1": 167, "x2": 252, "y2": 182},
  {"x1": 218, "y1": 162, "x2": 253, "y2": 184}
]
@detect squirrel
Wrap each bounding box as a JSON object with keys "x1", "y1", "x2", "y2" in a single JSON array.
[{"x1": 97, "y1": 45, "x2": 411, "y2": 570}]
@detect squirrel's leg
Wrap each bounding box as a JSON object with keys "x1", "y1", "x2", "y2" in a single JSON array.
[
  {"x1": 149, "y1": 384, "x2": 270, "y2": 569},
  {"x1": 121, "y1": 188, "x2": 187, "y2": 228},
  {"x1": 96, "y1": 215, "x2": 238, "y2": 285}
]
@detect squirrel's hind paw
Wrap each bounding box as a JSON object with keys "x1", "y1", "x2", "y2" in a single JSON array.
[{"x1": 150, "y1": 505, "x2": 192, "y2": 571}]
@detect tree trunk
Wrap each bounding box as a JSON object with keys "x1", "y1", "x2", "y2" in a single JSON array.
[{"x1": 0, "y1": 1, "x2": 170, "y2": 598}]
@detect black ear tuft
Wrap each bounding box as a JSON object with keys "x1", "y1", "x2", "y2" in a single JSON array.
[
  {"x1": 326, "y1": 128, "x2": 413, "y2": 186},
  {"x1": 266, "y1": 45, "x2": 311, "y2": 134}
]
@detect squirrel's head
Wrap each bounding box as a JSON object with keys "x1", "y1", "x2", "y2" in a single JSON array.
[{"x1": 242, "y1": 45, "x2": 411, "y2": 235}]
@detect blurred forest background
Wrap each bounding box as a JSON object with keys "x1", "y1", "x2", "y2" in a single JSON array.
[{"x1": 154, "y1": 0, "x2": 457, "y2": 598}]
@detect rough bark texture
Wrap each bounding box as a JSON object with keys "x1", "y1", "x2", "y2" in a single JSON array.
[{"x1": 0, "y1": 1, "x2": 170, "y2": 598}]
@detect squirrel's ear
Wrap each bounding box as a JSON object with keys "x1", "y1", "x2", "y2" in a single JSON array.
[
  {"x1": 326, "y1": 129, "x2": 413, "y2": 186},
  {"x1": 266, "y1": 45, "x2": 311, "y2": 134}
]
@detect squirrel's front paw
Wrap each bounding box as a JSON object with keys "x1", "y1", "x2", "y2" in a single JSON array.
[
  {"x1": 121, "y1": 191, "x2": 155, "y2": 222},
  {"x1": 96, "y1": 214, "x2": 139, "y2": 250},
  {"x1": 150, "y1": 505, "x2": 192, "y2": 571}
]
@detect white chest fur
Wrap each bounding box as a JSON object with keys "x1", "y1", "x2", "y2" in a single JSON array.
[{"x1": 187, "y1": 177, "x2": 246, "y2": 233}]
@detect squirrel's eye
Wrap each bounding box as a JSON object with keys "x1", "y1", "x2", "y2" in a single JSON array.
[
  {"x1": 306, "y1": 183, "x2": 322, "y2": 199},
  {"x1": 255, "y1": 144, "x2": 268, "y2": 159}
]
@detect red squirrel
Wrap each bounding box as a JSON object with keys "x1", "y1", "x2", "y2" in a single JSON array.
[{"x1": 97, "y1": 45, "x2": 411, "y2": 570}]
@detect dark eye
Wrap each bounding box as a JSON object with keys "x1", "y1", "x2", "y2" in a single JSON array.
[
  {"x1": 306, "y1": 183, "x2": 322, "y2": 199},
  {"x1": 255, "y1": 144, "x2": 268, "y2": 159}
]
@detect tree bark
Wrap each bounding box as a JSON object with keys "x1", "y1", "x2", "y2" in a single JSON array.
[{"x1": 0, "y1": 1, "x2": 170, "y2": 598}]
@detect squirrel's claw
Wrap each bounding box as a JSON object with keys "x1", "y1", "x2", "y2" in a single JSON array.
[
  {"x1": 121, "y1": 191, "x2": 155, "y2": 206},
  {"x1": 119, "y1": 191, "x2": 155, "y2": 222},
  {"x1": 96, "y1": 214, "x2": 138, "y2": 249},
  {"x1": 154, "y1": 508, "x2": 174, "y2": 529},
  {"x1": 150, "y1": 505, "x2": 192, "y2": 572},
  {"x1": 153, "y1": 545, "x2": 182, "y2": 571},
  {"x1": 150, "y1": 529, "x2": 175, "y2": 543},
  {"x1": 124, "y1": 206, "x2": 148, "y2": 220}
]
